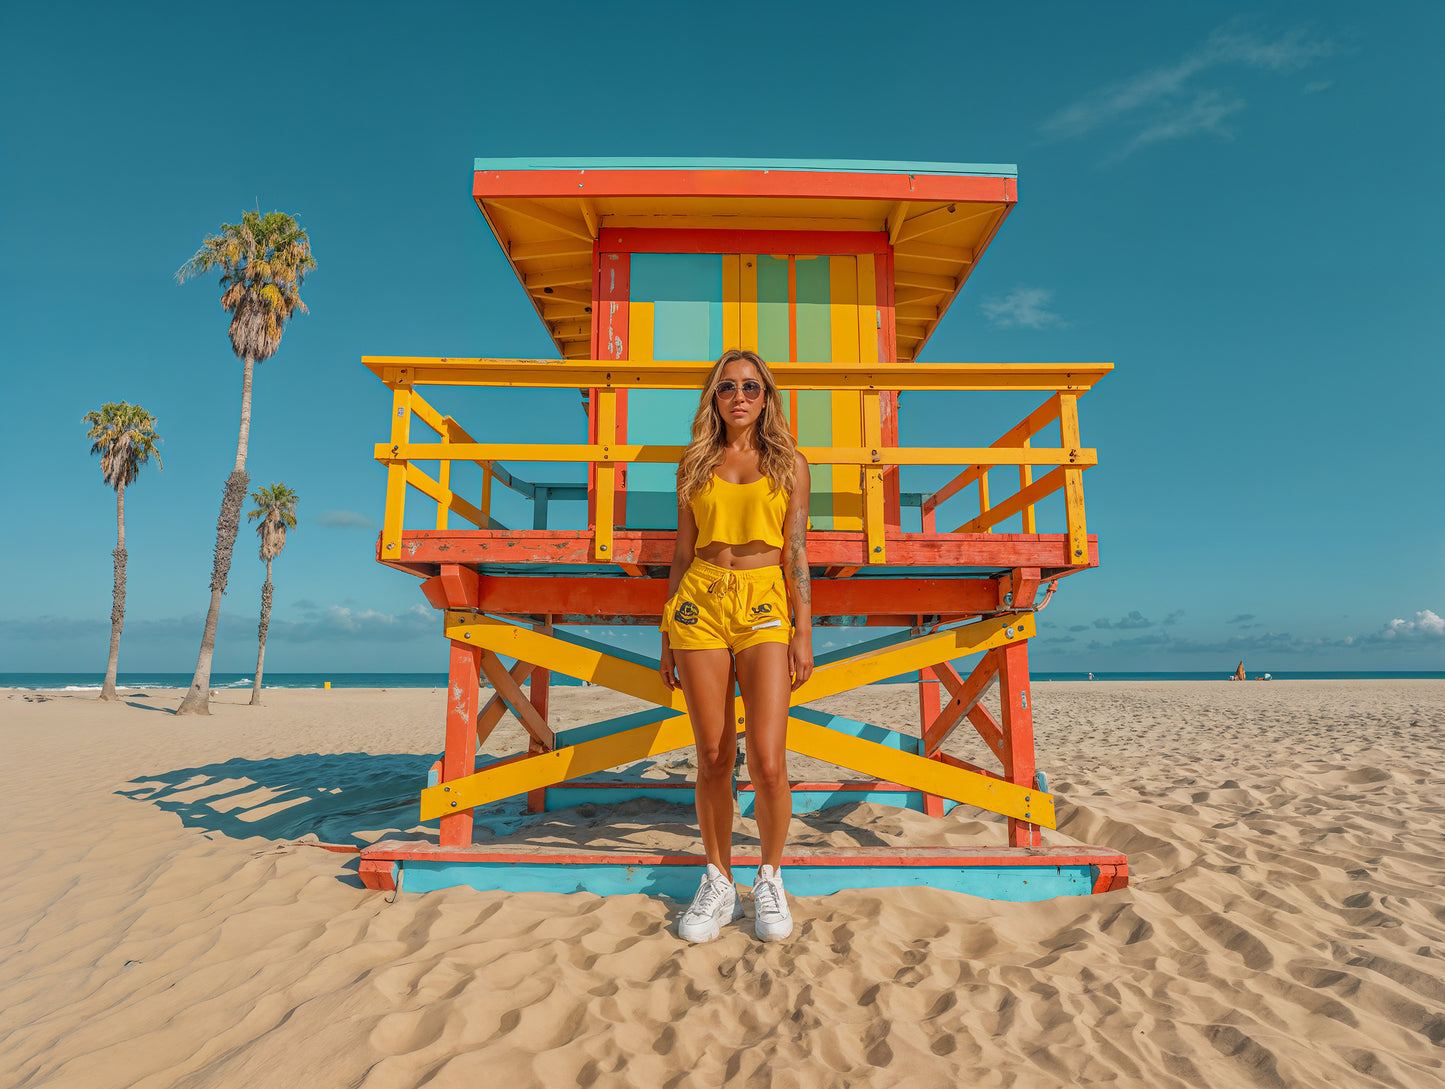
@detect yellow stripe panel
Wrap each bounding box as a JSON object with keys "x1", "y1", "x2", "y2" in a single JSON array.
[
  {"x1": 828, "y1": 256, "x2": 863, "y2": 529},
  {"x1": 722, "y1": 254, "x2": 740, "y2": 349},
  {"x1": 785, "y1": 718, "x2": 1055, "y2": 827},
  {"x1": 629, "y1": 300, "x2": 654, "y2": 363},
  {"x1": 856, "y1": 253, "x2": 878, "y2": 366}
]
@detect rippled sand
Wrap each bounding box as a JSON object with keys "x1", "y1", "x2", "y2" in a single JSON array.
[{"x1": 1, "y1": 680, "x2": 1441, "y2": 1088}]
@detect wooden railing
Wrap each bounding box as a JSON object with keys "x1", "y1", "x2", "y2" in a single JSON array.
[{"x1": 367, "y1": 357, "x2": 1110, "y2": 567}]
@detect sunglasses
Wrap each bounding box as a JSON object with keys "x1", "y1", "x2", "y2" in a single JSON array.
[{"x1": 715, "y1": 380, "x2": 764, "y2": 401}]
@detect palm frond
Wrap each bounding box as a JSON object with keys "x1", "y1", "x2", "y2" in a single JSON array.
[
  {"x1": 177, "y1": 210, "x2": 316, "y2": 363},
  {"x1": 84, "y1": 402, "x2": 163, "y2": 490}
]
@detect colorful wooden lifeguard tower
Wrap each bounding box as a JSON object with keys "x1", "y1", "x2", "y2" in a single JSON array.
[{"x1": 358, "y1": 158, "x2": 1126, "y2": 900}]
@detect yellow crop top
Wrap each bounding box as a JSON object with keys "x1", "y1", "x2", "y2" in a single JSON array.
[{"x1": 692, "y1": 476, "x2": 788, "y2": 548}]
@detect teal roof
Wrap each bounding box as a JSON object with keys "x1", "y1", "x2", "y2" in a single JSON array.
[{"x1": 473, "y1": 156, "x2": 1017, "y2": 178}]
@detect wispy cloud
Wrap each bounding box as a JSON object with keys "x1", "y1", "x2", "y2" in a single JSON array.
[
  {"x1": 1226, "y1": 613, "x2": 1256, "y2": 625},
  {"x1": 315, "y1": 509, "x2": 376, "y2": 529},
  {"x1": 1041, "y1": 21, "x2": 1336, "y2": 157},
  {"x1": 1303, "y1": 80, "x2": 1333, "y2": 94},
  {"x1": 980, "y1": 286, "x2": 1065, "y2": 330},
  {"x1": 1093, "y1": 610, "x2": 1154, "y2": 630},
  {"x1": 1163, "y1": 610, "x2": 1185, "y2": 627}
]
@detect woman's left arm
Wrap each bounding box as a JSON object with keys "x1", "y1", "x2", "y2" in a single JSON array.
[{"x1": 783, "y1": 452, "x2": 813, "y2": 691}]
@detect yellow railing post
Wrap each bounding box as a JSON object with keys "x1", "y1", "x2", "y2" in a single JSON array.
[
  {"x1": 382, "y1": 377, "x2": 412, "y2": 555},
  {"x1": 1058, "y1": 393, "x2": 1087, "y2": 562},
  {"x1": 436, "y1": 416, "x2": 451, "y2": 530},
  {"x1": 977, "y1": 468, "x2": 991, "y2": 533},
  {"x1": 594, "y1": 389, "x2": 617, "y2": 562},
  {"x1": 861, "y1": 390, "x2": 886, "y2": 563},
  {"x1": 1018, "y1": 435, "x2": 1036, "y2": 534},
  {"x1": 481, "y1": 464, "x2": 493, "y2": 528}
]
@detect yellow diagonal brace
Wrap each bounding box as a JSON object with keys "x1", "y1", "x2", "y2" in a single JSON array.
[
  {"x1": 785, "y1": 717, "x2": 1055, "y2": 827},
  {"x1": 793, "y1": 613, "x2": 1035, "y2": 703},
  {"x1": 443, "y1": 611, "x2": 1034, "y2": 713},
  {"x1": 421, "y1": 712, "x2": 698, "y2": 819},
  {"x1": 444, "y1": 613, "x2": 686, "y2": 711}
]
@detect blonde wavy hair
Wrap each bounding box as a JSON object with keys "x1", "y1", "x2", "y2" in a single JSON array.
[{"x1": 676, "y1": 349, "x2": 798, "y2": 506}]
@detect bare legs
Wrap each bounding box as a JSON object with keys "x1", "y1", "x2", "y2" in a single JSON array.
[{"x1": 675, "y1": 642, "x2": 792, "y2": 877}]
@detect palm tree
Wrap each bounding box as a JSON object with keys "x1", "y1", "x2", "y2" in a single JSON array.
[
  {"x1": 246, "y1": 482, "x2": 299, "y2": 706},
  {"x1": 174, "y1": 210, "x2": 315, "y2": 716},
  {"x1": 84, "y1": 402, "x2": 163, "y2": 701}
]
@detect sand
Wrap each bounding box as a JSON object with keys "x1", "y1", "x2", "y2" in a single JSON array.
[{"x1": 1, "y1": 679, "x2": 1442, "y2": 1088}]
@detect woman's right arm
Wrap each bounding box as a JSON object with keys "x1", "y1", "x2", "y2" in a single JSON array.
[{"x1": 659, "y1": 500, "x2": 698, "y2": 691}]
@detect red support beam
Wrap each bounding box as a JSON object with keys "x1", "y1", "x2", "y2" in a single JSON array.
[
  {"x1": 447, "y1": 574, "x2": 999, "y2": 620},
  {"x1": 997, "y1": 640, "x2": 1041, "y2": 848},
  {"x1": 440, "y1": 639, "x2": 482, "y2": 847},
  {"x1": 597, "y1": 251, "x2": 630, "y2": 526},
  {"x1": 382, "y1": 529, "x2": 1099, "y2": 572}
]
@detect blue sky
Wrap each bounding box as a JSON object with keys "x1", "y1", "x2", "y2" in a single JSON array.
[{"x1": 2, "y1": 1, "x2": 1441, "y2": 675}]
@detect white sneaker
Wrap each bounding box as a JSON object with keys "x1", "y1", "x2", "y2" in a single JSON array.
[
  {"x1": 679, "y1": 863, "x2": 743, "y2": 942},
  {"x1": 752, "y1": 865, "x2": 793, "y2": 941}
]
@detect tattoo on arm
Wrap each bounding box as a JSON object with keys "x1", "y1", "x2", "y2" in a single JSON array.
[{"x1": 786, "y1": 522, "x2": 811, "y2": 606}]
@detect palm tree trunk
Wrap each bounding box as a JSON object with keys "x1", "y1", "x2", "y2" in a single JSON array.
[
  {"x1": 101, "y1": 481, "x2": 127, "y2": 702},
  {"x1": 178, "y1": 356, "x2": 255, "y2": 716},
  {"x1": 251, "y1": 558, "x2": 272, "y2": 706}
]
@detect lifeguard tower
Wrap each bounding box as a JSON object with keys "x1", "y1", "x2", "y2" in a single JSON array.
[{"x1": 358, "y1": 158, "x2": 1126, "y2": 900}]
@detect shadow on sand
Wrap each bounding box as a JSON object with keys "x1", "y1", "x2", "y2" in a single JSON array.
[{"x1": 116, "y1": 751, "x2": 432, "y2": 846}]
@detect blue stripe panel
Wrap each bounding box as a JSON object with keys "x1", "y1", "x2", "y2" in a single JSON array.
[
  {"x1": 539, "y1": 784, "x2": 960, "y2": 817},
  {"x1": 474, "y1": 157, "x2": 1018, "y2": 178},
  {"x1": 812, "y1": 628, "x2": 923, "y2": 668},
  {"x1": 628, "y1": 253, "x2": 723, "y2": 529},
  {"x1": 554, "y1": 706, "x2": 680, "y2": 748},
  {"x1": 541, "y1": 625, "x2": 660, "y2": 671},
  {"x1": 789, "y1": 706, "x2": 922, "y2": 754},
  {"x1": 400, "y1": 860, "x2": 1095, "y2": 901}
]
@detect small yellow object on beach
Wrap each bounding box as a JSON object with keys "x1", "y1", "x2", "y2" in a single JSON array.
[{"x1": 324, "y1": 681, "x2": 331, "y2": 690}]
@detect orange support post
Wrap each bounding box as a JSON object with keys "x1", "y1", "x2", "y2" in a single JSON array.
[
  {"x1": 917, "y1": 665, "x2": 945, "y2": 818},
  {"x1": 441, "y1": 639, "x2": 481, "y2": 847},
  {"x1": 998, "y1": 639, "x2": 1041, "y2": 848}
]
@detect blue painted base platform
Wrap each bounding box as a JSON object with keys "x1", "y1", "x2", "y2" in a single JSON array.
[{"x1": 358, "y1": 842, "x2": 1129, "y2": 902}]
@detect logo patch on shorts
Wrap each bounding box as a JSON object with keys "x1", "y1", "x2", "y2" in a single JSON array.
[
  {"x1": 750, "y1": 603, "x2": 773, "y2": 616},
  {"x1": 674, "y1": 601, "x2": 700, "y2": 626}
]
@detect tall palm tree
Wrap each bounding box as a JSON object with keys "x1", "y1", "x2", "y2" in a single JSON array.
[
  {"x1": 84, "y1": 402, "x2": 163, "y2": 701},
  {"x1": 175, "y1": 210, "x2": 315, "y2": 716},
  {"x1": 246, "y1": 482, "x2": 299, "y2": 706}
]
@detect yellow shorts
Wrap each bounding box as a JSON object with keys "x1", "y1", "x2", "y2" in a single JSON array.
[{"x1": 661, "y1": 558, "x2": 793, "y2": 653}]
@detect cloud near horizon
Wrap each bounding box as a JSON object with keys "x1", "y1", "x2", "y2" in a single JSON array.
[
  {"x1": 1040, "y1": 20, "x2": 1336, "y2": 157},
  {"x1": 0, "y1": 603, "x2": 436, "y2": 645}
]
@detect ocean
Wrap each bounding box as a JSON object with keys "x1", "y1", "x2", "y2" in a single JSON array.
[{"x1": 2, "y1": 670, "x2": 1440, "y2": 692}]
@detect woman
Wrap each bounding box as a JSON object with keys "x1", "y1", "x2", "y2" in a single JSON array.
[{"x1": 660, "y1": 349, "x2": 812, "y2": 943}]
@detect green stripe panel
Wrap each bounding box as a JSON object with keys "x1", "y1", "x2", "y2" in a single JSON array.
[
  {"x1": 756, "y1": 256, "x2": 789, "y2": 365},
  {"x1": 793, "y1": 257, "x2": 834, "y2": 528}
]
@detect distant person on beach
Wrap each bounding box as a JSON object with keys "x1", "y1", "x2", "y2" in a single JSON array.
[{"x1": 659, "y1": 349, "x2": 812, "y2": 943}]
